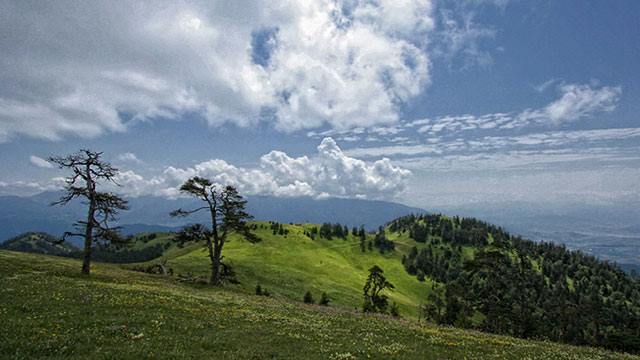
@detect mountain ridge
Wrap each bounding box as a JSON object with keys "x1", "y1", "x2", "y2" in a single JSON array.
[{"x1": 0, "y1": 191, "x2": 424, "y2": 242}]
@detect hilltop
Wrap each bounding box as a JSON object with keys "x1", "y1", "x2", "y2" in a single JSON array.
[
  {"x1": 0, "y1": 250, "x2": 635, "y2": 359},
  {"x1": 0, "y1": 232, "x2": 77, "y2": 255},
  {"x1": 159, "y1": 222, "x2": 431, "y2": 317}
]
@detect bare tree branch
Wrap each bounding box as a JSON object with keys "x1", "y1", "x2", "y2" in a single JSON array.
[{"x1": 170, "y1": 206, "x2": 209, "y2": 217}]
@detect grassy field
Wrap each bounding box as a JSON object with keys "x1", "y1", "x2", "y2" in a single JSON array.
[
  {"x1": 1, "y1": 250, "x2": 636, "y2": 359},
  {"x1": 160, "y1": 222, "x2": 432, "y2": 317}
]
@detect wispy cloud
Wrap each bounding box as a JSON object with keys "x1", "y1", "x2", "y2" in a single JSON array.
[
  {"x1": 346, "y1": 127, "x2": 640, "y2": 158},
  {"x1": 532, "y1": 78, "x2": 559, "y2": 93},
  {"x1": 308, "y1": 82, "x2": 622, "y2": 141},
  {"x1": 509, "y1": 83, "x2": 621, "y2": 128},
  {"x1": 116, "y1": 152, "x2": 143, "y2": 164},
  {"x1": 434, "y1": 6, "x2": 497, "y2": 69},
  {"x1": 419, "y1": 83, "x2": 621, "y2": 134},
  {"x1": 0, "y1": 178, "x2": 65, "y2": 196},
  {"x1": 29, "y1": 155, "x2": 53, "y2": 169}
]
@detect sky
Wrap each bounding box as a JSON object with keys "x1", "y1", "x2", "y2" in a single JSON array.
[{"x1": 0, "y1": 0, "x2": 639, "y2": 211}]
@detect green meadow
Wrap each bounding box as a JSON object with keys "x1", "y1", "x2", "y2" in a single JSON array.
[
  {"x1": 162, "y1": 222, "x2": 432, "y2": 317},
  {"x1": 1, "y1": 250, "x2": 635, "y2": 359}
]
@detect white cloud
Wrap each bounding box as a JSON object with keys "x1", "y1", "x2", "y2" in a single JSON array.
[
  {"x1": 446, "y1": 84, "x2": 621, "y2": 132},
  {"x1": 0, "y1": 177, "x2": 66, "y2": 196},
  {"x1": 432, "y1": 1, "x2": 500, "y2": 69},
  {"x1": 511, "y1": 83, "x2": 621, "y2": 128},
  {"x1": 346, "y1": 127, "x2": 640, "y2": 158},
  {"x1": 305, "y1": 82, "x2": 622, "y2": 143},
  {"x1": 29, "y1": 155, "x2": 53, "y2": 169},
  {"x1": 260, "y1": 137, "x2": 411, "y2": 198},
  {"x1": 100, "y1": 138, "x2": 411, "y2": 200},
  {"x1": 0, "y1": 1, "x2": 435, "y2": 142},
  {"x1": 116, "y1": 152, "x2": 143, "y2": 164},
  {"x1": 397, "y1": 146, "x2": 640, "y2": 172},
  {"x1": 532, "y1": 78, "x2": 559, "y2": 93}
]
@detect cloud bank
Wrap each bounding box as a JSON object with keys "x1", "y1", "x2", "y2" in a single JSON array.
[
  {"x1": 0, "y1": 0, "x2": 435, "y2": 142},
  {"x1": 10, "y1": 138, "x2": 409, "y2": 200}
]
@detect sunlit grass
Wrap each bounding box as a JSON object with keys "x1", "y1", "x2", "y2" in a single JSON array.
[
  {"x1": 164, "y1": 222, "x2": 433, "y2": 317},
  {"x1": 1, "y1": 250, "x2": 635, "y2": 359}
]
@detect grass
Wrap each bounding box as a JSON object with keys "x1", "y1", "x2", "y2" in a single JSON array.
[
  {"x1": 161, "y1": 222, "x2": 432, "y2": 317},
  {"x1": 1, "y1": 250, "x2": 636, "y2": 359}
]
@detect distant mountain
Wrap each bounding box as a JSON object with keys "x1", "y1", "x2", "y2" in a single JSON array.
[
  {"x1": 120, "y1": 223, "x2": 183, "y2": 235},
  {"x1": 0, "y1": 192, "x2": 424, "y2": 242}
]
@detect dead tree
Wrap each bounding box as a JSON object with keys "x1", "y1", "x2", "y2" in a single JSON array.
[{"x1": 49, "y1": 150, "x2": 128, "y2": 274}]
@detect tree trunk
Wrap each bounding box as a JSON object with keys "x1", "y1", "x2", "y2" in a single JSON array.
[
  {"x1": 81, "y1": 231, "x2": 93, "y2": 274},
  {"x1": 208, "y1": 200, "x2": 223, "y2": 286},
  {"x1": 211, "y1": 243, "x2": 222, "y2": 285},
  {"x1": 81, "y1": 168, "x2": 96, "y2": 275}
]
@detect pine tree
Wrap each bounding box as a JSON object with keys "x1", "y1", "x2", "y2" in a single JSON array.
[
  {"x1": 49, "y1": 150, "x2": 129, "y2": 275},
  {"x1": 171, "y1": 178, "x2": 256, "y2": 285},
  {"x1": 362, "y1": 265, "x2": 395, "y2": 313}
]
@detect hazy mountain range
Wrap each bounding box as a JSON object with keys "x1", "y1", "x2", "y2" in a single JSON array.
[
  {"x1": 0, "y1": 191, "x2": 423, "y2": 239},
  {"x1": 1, "y1": 191, "x2": 638, "y2": 271}
]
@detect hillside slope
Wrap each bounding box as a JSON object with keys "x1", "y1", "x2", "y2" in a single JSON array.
[
  {"x1": 0, "y1": 232, "x2": 77, "y2": 255},
  {"x1": 147, "y1": 217, "x2": 640, "y2": 353},
  {"x1": 0, "y1": 250, "x2": 634, "y2": 359},
  {"x1": 158, "y1": 222, "x2": 431, "y2": 317}
]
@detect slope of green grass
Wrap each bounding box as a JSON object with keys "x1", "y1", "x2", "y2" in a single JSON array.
[
  {"x1": 1, "y1": 250, "x2": 635, "y2": 359},
  {"x1": 161, "y1": 222, "x2": 432, "y2": 317},
  {"x1": 0, "y1": 232, "x2": 76, "y2": 255}
]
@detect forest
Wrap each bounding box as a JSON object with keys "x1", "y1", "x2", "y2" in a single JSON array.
[{"x1": 392, "y1": 214, "x2": 640, "y2": 352}]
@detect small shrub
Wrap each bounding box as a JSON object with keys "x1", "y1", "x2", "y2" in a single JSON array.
[
  {"x1": 390, "y1": 302, "x2": 400, "y2": 318},
  {"x1": 255, "y1": 284, "x2": 271, "y2": 297},
  {"x1": 303, "y1": 290, "x2": 315, "y2": 304},
  {"x1": 318, "y1": 292, "x2": 331, "y2": 306}
]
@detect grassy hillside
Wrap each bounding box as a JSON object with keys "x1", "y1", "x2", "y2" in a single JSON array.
[
  {"x1": 156, "y1": 222, "x2": 430, "y2": 317},
  {"x1": 0, "y1": 232, "x2": 77, "y2": 255},
  {"x1": 1, "y1": 250, "x2": 635, "y2": 359}
]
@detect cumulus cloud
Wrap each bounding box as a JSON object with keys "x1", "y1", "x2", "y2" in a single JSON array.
[
  {"x1": 106, "y1": 138, "x2": 411, "y2": 200},
  {"x1": 8, "y1": 138, "x2": 410, "y2": 199},
  {"x1": 0, "y1": 0, "x2": 435, "y2": 142},
  {"x1": 29, "y1": 155, "x2": 53, "y2": 169}
]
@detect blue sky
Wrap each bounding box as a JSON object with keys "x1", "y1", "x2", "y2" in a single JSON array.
[{"x1": 0, "y1": 0, "x2": 638, "y2": 210}]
